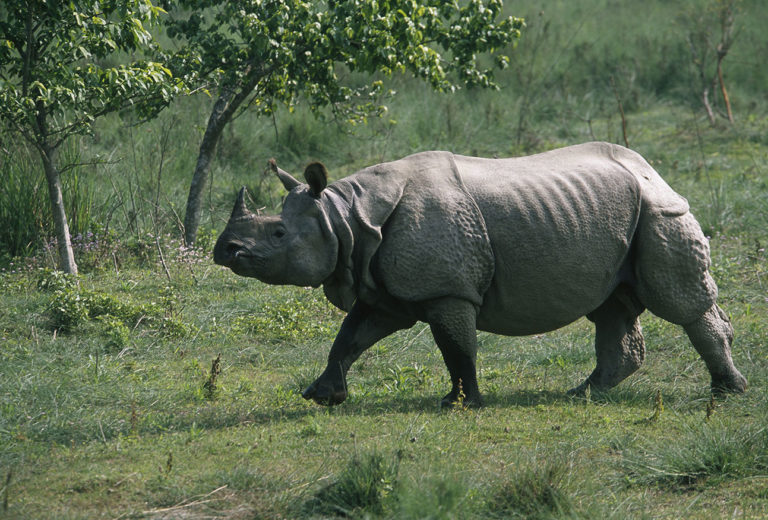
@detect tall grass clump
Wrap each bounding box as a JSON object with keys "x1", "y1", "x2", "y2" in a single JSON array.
[
  {"x1": 396, "y1": 476, "x2": 470, "y2": 520},
  {"x1": 0, "y1": 138, "x2": 96, "y2": 263},
  {"x1": 622, "y1": 419, "x2": 768, "y2": 487},
  {"x1": 487, "y1": 460, "x2": 579, "y2": 519},
  {"x1": 0, "y1": 144, "x2": 50, "y2": 260},
  {"x1": 305, "y1": 451, "x2": 399, "y2": 517}
]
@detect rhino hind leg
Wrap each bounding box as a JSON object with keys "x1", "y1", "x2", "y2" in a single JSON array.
[
  {"x1": 424, "y1": 298, "x2": 483, "y2": 408},
  {"x1": 683, "y1": 304, "x2": 747, "y2": 393},
  {"x1": 633, "y1": 212, "x2": 718, "y2": 325},
  {"x1": 633, "y1": 212, "x2": 746, "y2": 393},
  {"x1": 569, "y1": 284, "x2": 646, "y2": 395}
]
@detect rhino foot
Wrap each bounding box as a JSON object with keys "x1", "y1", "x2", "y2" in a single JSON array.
[
  {"x1": 711, "y1": 371, "x2": 747, "y2": 395},
  {"x1": 566, "y1": 381, "x2": 590, "y2": 397},
  {"x1": 439, "y1": 391, "x2": 483, "y2": 409},
  {"x1": 566, "y1": 379, "x2": 609, "y2": 397},
  {"x1": 302, "y1": 378, "x2": 348, "y2": 406}
]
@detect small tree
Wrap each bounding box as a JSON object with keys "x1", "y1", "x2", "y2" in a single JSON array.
[
  {"x1": 0, "y1": 1, "x2": 183, "y2": 273},
  {"x1": 683, "y1": 0, "x2": 738, "y2": 125},
  {"x1": 168, "y1": 0, "x2": 524, "y2": 245}
]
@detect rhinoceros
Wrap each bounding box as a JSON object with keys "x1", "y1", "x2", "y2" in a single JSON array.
[{"x1": 213, "y1": 142, "x2": 747, "y2": 407}]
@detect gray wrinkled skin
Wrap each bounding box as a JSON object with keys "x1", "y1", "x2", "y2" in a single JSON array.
[{"x1": 214, "y1": 142, "x2": 747, "y2": 407}]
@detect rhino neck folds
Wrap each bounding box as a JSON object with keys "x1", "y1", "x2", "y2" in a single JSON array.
[{"x1": 320, "y1": 189, "x2": 357, "y2": 311}]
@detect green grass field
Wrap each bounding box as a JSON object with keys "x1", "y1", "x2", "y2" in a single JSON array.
[{"x1": 2, "y1": 0, "x2": 768, "y2": 517}]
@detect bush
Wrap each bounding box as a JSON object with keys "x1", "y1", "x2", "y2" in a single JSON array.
[
  {"x1": 231, "y1": 294, "x2": 340, "y2": 343},
  {"x1": 42, "y1": 275, "x2": 177, "y2": 336},
  {"x1": 37, "y1": 269, "x2": 79, "y2": 292},
  {"x1": 97, "y1": 314, "x2": 131, "y2": 350},
  {"x1": 47, "y1": 288, "x2": 90, "y2": 332}
]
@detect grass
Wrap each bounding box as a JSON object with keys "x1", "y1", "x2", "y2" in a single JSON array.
[
  {"x1": 2, "y1": 164, "x2": 768, "y2": 518},
  {"x1": 1, "y1": 1, "x2": 768, "y2": 517},
  {"x1": 622, "y1": 418, "x2": 768, "y2": 487},
  {"x1": 0, "y1": 192, "x2": 766, "y2": 517}
]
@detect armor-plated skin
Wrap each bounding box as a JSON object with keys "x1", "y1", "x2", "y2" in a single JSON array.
[{"x1": 214, "y1": 142, "x2": 747, "y2": 407}]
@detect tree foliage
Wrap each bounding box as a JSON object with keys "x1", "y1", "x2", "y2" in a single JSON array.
[
  {"x1": 0, "y1": 1, "x2": 179, "y2": 145},
  {"x1": 0, "y1": 0, "x2": 184, "y2": 273},
  {"x1": 167, "y1": 0, "x2": 524, "y2": 244}
]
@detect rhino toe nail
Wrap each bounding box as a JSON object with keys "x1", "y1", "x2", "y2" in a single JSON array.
[
  {"x1": 313, "y1": 396, "x2": 334, "y2": 406},
  {"x1": 712, "y1": 375, "x2": 748, "y2": 395}
]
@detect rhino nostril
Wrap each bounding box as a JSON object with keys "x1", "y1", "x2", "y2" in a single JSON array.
[{"x1": 226, "y1": 243, "x2": 242, "y2": 257}]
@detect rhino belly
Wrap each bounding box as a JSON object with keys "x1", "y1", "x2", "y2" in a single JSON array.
[
  {"x1": 477, "y1": 264, "x2": 623, "y2": 336},
  {"x1": 466, "y1": 163, "x2": 641, "y2": 336}
]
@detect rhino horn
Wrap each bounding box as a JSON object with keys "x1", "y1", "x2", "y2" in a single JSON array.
[
  {"x1": 230, "y1": 186, "x2": 252, "y2": 219},
  {"x1": 270, "y1": 158, "x2": 302, "y2": 191}
]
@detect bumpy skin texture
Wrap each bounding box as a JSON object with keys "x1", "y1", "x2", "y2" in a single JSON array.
[{"x1": 214, "y1": 142, "x2": 747, "y2": 407}]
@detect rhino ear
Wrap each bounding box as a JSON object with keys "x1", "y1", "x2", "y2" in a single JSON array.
[
  {"x1": 269, "y1": 158, "x2": 301, "y2": 191},
  {"x1": 304, "y1": 162, "x2": 328, "y2": 197}
]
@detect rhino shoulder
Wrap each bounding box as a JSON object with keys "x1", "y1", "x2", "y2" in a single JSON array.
[{"x1": 374, "y1": 153, "x2": 495, "y2": 307}]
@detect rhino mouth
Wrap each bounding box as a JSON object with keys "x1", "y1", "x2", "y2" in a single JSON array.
[
  {"x1": 214, "y1": 241, "x2": 274, "y2": 281},
  {"x1": 214, "y1": 241, "x2": 252, "y2": 267}
]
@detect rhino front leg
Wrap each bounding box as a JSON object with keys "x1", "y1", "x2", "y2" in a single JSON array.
[
  {"x1": 424, "y1": 298, "x2": 483, "y2": 408},
  {"x1": 302, "y1": 301, "x2": 415, "y2": 406},
  {"x1": 570, "y1": 285, "x2": 646, "y2": 395}
]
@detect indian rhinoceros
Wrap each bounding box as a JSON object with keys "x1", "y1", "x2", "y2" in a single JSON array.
[{"x1": 213, "y1": 142, "x2": 747, "y2": 407}]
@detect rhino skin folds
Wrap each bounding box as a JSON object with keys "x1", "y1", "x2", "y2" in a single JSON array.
[{"x1": 214, "y1": 142, "x2": 747, "y2": 408}]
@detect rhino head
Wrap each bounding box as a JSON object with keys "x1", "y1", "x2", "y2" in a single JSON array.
[{"x1": 213, "y1": 160, "x2": 338, "y2": 288}]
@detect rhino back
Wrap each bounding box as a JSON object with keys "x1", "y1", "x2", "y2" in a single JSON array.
[{"x1": 455, "y1": 143, "x2": 646, "y2": 334}]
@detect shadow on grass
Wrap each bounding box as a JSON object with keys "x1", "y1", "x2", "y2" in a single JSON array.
[
  {"x1": 13, "y1": 379, "x2": 727, "y2": 448},
  {"x1": 485, "y1": 389, "x2": 573, "y2": 408}
]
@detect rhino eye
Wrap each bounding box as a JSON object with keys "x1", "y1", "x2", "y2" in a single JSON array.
[{"x1": 273, "y1": 229, "x2": 285, "y2": 239}]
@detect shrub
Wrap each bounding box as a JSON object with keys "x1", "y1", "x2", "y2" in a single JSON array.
[
  {"x1": 231, "y1": 294, "x2": 339, "y2": 343},
  {"x1": 43, "y1": 276, "x2": 171, "y2": 335},
  {"x1": 47, "y1": 288, "x2": 89, "y2": 332},
  {"x1": 97, "y1": 314, "x2": 131, "y2": 350},
  {"x1": 37, "y1": 269, "x2": 78, "y2": 293},
  {"x1": 85, "y1": 292, "x2": 128, "y2": 319}
]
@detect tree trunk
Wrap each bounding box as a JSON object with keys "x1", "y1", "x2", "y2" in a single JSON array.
[
  {"x1": 702, "y1": 87, "x2": 716, "y2": 126},
  {"x1": 183, "y1": 92, "x2": 231, "y2": 246},
  {"x1": 183, "y1": 73, "x2": 265, "y2": 245},
  {"x1": 716, "y1": 57, "x2": 734, "y2": 125},
  {"x1": 41, "y1": 144, "x2": 78, "y2": 275}
]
